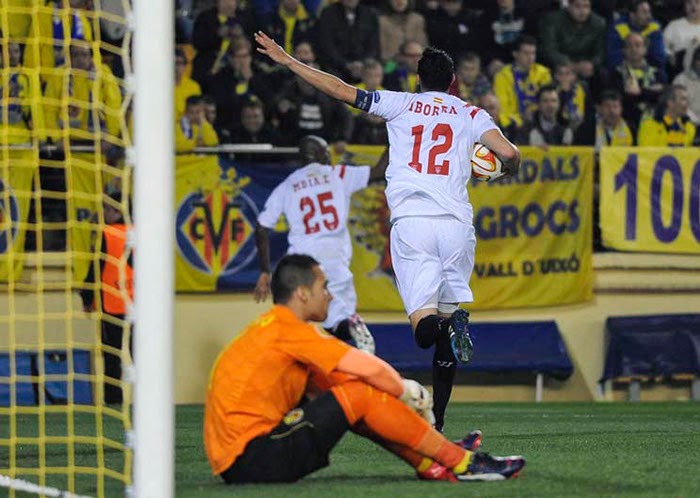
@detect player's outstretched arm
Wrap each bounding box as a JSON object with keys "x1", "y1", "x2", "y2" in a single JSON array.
[
  {"x1": 253, "y1": 223, "x2": 272, "y2": 302},
  {"x1": 254, "y1": 31, "x2": 358, "y2": 105},
  {"x1": 479, "y1": 128, "x2": 521, "y2": 177}
]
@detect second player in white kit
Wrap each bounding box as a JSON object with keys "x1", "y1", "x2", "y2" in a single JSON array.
[{"x1": 254, "y1": 136, "x2": 387, "y2": 353}]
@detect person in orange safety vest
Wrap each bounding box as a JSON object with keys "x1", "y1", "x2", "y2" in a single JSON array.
[{"x1": 80, "y1": 191, "x2": 133, "y2": 404}]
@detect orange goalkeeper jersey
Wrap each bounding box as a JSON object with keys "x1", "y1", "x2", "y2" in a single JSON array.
[{"x1": 204, "y1": 305, "x2": 351, "y2": 475}]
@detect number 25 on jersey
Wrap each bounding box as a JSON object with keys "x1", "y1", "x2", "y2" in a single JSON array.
[{"x1": 300, "y1": 191, "x2": 339, "y2": 234}]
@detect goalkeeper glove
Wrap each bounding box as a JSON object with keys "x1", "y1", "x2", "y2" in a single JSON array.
[
  {"x1": 400, "y1": 379, "x2": 435, "y2": 425},
  {"x1": 400, "y1": 379, "x2": 433, "y2": 412}
]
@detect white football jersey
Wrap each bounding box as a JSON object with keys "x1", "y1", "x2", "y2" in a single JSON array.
[
  {"x1": 367, "y1": 90, "x2": 498, "y2": 223},
  {"x1": 257, "y1": 163, "x2": 370, "y2": 264}
]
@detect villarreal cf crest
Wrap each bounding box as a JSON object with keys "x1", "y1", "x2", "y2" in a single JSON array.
[{"x1": 176, "y1": 167, "x2": 258, "y2": 278}]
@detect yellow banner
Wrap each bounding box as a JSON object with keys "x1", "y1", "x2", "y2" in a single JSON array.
[
  {"x1": 334, "y1": 145, "x2": 594, "y2": 311},
  {"x1": 0, "y1": 149, "x2": 38, "y2": 282},
  {"x1": 600, "y1": 147, "x2": 700, "y2": 253}
]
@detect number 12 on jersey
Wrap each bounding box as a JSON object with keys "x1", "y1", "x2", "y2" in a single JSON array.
[
  {"x1": 300, "y1": 191, "x2": 339, "y2": 234},
  {"x1": 408, "y1": 123, "x2": 453, "y2": 175}
]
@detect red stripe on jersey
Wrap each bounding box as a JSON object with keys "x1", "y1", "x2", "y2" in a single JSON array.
[
  {"x1": 339, "y1": 165, "x2": 346, "y2": 179},
  {"x1": 469, "y1": 107, "x2": 482, "y2": 118}
]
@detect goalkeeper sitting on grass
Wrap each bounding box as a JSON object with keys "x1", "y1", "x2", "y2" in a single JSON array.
[{"x1": 204, "y1": 254, "x2": 525, "y2": 484}]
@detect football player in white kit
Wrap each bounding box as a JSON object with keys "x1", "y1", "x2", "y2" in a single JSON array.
[
  {"x1": 253, "y1": 135, "x2": 388, "y2": 354},
  {"x1": 254, "y1": 32, "x2": 520, "y2": 431}
]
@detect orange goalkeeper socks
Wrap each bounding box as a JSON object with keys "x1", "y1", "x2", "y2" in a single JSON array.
[{"x1": 331, "y1": 380, "x2": 468, "y2": 469}]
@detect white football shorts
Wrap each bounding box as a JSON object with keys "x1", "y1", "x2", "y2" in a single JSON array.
[
  {"x1": 317, "y1": 258, "x2": 357, "y2": 330},
  {"x1": 390, "y1": 215, "x2": 476, "y2": 316}
]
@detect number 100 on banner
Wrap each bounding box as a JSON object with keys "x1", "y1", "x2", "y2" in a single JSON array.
[{"x1": 600, "y1": 147, "x2": 700, "y2": 254}]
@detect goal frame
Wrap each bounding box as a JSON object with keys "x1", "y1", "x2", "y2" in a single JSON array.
[{"x1": 132, "y1": 0, "x2": 175, "y2": 496}]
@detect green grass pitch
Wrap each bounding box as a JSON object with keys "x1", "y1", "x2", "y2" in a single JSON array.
[{"x1": 4, "y1": 402, "x2": 700, "y2": 497}]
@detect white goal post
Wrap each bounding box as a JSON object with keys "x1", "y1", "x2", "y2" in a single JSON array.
[{"x1": 133, "y1": 0, "x2": 175, "y2": 496}]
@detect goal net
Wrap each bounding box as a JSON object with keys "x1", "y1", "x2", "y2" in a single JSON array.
[{"x1": 1, "y1": 1, "x2": 134, "y2": 496}]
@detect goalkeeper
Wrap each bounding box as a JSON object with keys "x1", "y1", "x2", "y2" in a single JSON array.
[{"x1": 204, "y1": 254, "x2": 525, "y2": 484}]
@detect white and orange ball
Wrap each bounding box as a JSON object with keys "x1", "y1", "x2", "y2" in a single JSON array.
[{"x1": 470, "y1": 143, "x2": 505, "y2": 182}]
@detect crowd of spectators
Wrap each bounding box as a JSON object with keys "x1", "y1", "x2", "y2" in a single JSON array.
[
  {"x1": 1, "y1": 0, "x2": 696, "y2": 257},
  {"x1": 1, "y1": 0, "x2": 698, "y2": 156},
  {"x1": 169, "y1": 0, "x2": 700, "y2": 150}
]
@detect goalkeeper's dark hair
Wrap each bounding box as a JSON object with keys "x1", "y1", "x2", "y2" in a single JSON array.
[
  {"x1": 417, "y1": 47, "x2": 454, "y2": 92},
  {"x1": 271, "y1": 254, "x2": 320, "y2": 304}
]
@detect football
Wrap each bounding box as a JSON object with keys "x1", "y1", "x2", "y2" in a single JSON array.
[{"x1": 470, "y1": 143, "x2": 505, "y2": 182}]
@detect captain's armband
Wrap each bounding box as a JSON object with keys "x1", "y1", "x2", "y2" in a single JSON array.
[{"x1": 353, "y1": 89, "x2": 377, "y2": 112}]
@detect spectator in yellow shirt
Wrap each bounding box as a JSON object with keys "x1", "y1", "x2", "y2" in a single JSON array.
[
  {"x1": 0, "y1": 40, "x2": 45, "y2": 144},
  {"x1": 638, "y1": 84, "x2": 696, "y2": 146},
  {"x1": 574, "y1": 90, "x2": 636, "y2": 149},
  {"x1": 175, "y1": 48, "x2": 202, "y2": 121},
  {"x1": 43, "y1": 42, "x2": 122, "y2": 145},
  {"x1": 176, "y1": 95, "x2": 220, "y2": 152},
  {"x1": 24, "y1": 0, "x2": 95, "y2": 82},
  {"x1": 493, "y1": 35, "x2": 552, "y2": 130}
]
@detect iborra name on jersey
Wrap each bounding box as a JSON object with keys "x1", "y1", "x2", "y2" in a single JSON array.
[{"x1": 408, "y1": 100, "x2": 458, "y2": 116}]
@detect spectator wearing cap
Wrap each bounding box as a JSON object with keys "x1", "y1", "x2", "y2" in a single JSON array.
[
  {"x1": 540, "y1": 0, "x2": 607, "y2": 81},
  {"x1": 607, "y1": 0, "x2": 666, "y2": 72},
  {"x1": 175, "y1": 48, "x2": 202, "y2": 121},
  {"x1": 638, "y1": 84, "x2": 696, "y2": 146}
]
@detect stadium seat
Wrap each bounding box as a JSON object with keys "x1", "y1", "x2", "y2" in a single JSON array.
[
  {"x1": 372, "y1": 321, "x2": 574, "y2": 402},
  {"x1": 0, "y1": 350, "x2": 93, "y2": 406},
  {"x1": 600, "y1": 314, "x2": 700, "y2": 401}
]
